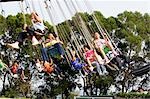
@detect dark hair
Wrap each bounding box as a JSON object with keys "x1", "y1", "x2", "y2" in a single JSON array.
[
  {"x1": 83, "y1": 45, "x2": 90, "y2": 50},
  {"x1": 35, "y1": 12, "x2": 38, "y2": 16}
]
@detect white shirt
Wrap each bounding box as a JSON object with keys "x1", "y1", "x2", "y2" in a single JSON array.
[{"x1": 32, "y1": 20, "x2": 45, "y2": 32}]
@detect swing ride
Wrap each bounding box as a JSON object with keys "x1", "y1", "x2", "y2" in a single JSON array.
[{"x1": 0, "y1": 0, "x2": 149, "y2": 97}]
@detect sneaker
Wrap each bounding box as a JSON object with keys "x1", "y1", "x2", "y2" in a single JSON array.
[
  {"x1": 113, "y1": 51, "x2": 119, "y2": 56},
  {"x1": 7, "y1": 42, "x2": 19, "y2": 49},
  {"x1": 32, "y1": 36, "x2": 39, "y2": 45},
  {"x1": 22, "y1": 79, "x2": 26, "y2": 82},
  {"x1": 60, "y1": 55, "x2": 64, "y2": 59},
  {"x1": 89, "y1": 66, "x2": 94, "y2": 71},
  {"x1": 24, "y1": 76, "x2": 28, "y2": 80},
  {"x1": 105, "y1": 59, "x2": 110, "y2": 64},
  {"x1": 103, "y1": 71, "x2": 109, "y2": 75},
  {"x1": 12, "y1": 74, "x2": 19, "y2": 78}
]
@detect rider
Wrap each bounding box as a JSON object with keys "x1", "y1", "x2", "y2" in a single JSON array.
[
  {"x1": 31, "y1": 12, "x2": 47, "y2": 35},
  {"x1": 41, "y1": 33, "x2": 65, "y2": 61},
  {"x1": 93, "y1": 32, "x2": 118, "y2": 63},
  {"x1": 70, "y1": 50, "x2": 91, "y2": 75},
  {"x1": 83, "y1": 45, "x2": 108, "y2": 75},
  {"x1": 11, "y1": 61, "x2": 27, "y2": 82},
  {"x1": 43, "y1": 60, "x2": 54, "y2": 74},
  {"x1": 7, "y1": 12, "x2": 47, "y2": 49}
]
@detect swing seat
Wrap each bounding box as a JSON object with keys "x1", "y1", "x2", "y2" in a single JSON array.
[{"x1": 132, "y1": 64, "x2": 150, "y2": 76}]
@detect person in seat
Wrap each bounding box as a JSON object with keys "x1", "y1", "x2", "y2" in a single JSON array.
[
  {"x1": 70, "y1": 50, "x2": 90, "y2": 75},
  {"x1": 31, "y1": 12, "x2": 47, "y2": 35},
  {"x1": 83, "y1": 45, "x2": 108, "y2": 75},
  {"x1": 41, "y1": 33, "x2": 65, "y2": 60},
  {"x1": 11, "y1": 61, "x2": 27, "y2": 82},
  {"x1": 93, "y1": 32, "x2": 118, "y2": 63},
  {"x1": 43, "y1": 59, "x2": 54, "y2": 74},
  {"x1": 7, "y1": 12, "x2": 47, "y2": 49}
]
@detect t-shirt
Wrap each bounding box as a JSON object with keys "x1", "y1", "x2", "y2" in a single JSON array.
[
  {"x1": 44, "y1": 63, "x2": 54, "y2": 74},
  {"x1": 94, "y1": 39, "x2": 106, "y2": 48},
  {"x1": 45, "y1": 40, "x2": 59, "y2": 47},
  {"x1": 84, "y1": 50, "x2": 96, "y2": 62},
  {"x1": 11, "y1": 65, "x2": 18, "y2": 74},
  {"x1": 71, "y1": 58, "x2": 84, "y2": 70},
  {"x1": 0, "y1": 63, "x2": 3, "y2": 69},
  {"x1": 32, "y1": 20, "x2": 45, "y2": 32},
  {"x1": 94, "y1": 39, "x2": 111, "y2": 54},
  {"x1": 103, "y1": 46, "x2": 111, "y2": 54}
]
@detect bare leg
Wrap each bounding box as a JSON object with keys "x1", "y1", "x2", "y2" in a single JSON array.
[
  {"x1": 21, "y1": 70, "x2": 25, "y2": 81},
  {"x1": 106, "y1": 64, "x2": 116, "y2": 71},
  {"x1": 109, "y1": 62, "x2": 119, "y2": 70}
]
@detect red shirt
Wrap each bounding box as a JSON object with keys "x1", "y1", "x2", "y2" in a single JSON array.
[
  {"x1": 11, "y1": 65, "x2": 18, "y2": 74},
  {"x1": 84, "y1": 50, "x2": 96, "y2": 62}
]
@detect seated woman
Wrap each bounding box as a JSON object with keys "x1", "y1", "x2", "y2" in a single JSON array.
[
  {"x1": 11, "y1": 61, "x2": 27, "y2": 82},
  {"x1": 93, "y1": 32, "x2": 118, "y2": 63},
  {"x1": 70, "y1": 50, "x2": 91, "y2": 75},
  {"x1": 41, "y1": 33, "x2": 65, "y2": 59},
  {"x1": 83, "y1": 45, "x2": 108, "y2": 75},
  {"x1": 31, "y1": 12, "x2": 47, "y2": 35},
  {"x1": 7, "y1": 12, "x2": 47, "y2": 49}
]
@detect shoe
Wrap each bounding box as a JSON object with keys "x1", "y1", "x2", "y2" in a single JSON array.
[
  {"x1": 58, "y1": 75, "x2": 63, "y2": 80},
  {"x1": 24, "y1": 76, "x2": 28, "y2": 80},
  {"x1": 89, "y1": 66, "x2": 94, "y2": 71},
  {"x1": 60, "y1": 55, "x2": 64, "y2": 59},
  {"x1": 22, "y1": 79, "x2": 26, "y2": 82},
  {"x1": 105, "y1": 59, "x2": 110, "y2": 64},
  {"x1": 32, "y1": 36, "x2": 39, "y2": 45},
  {"x1": 113, "y1": 51, "x2": 119, "y2": 56},
  {"x1": 103, "y1": 71, "x2": 109, "y2": 75},
  {"x1": 12, "y1": 74, "x2": 19, "y2": 78},
  {"x1": 7, "y1": 42, "x2": 19, "y2": 49}
]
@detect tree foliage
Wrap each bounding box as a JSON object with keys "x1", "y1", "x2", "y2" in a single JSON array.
[{"x1": 0, "y1": 10, "x2": 149, "y2": 98}]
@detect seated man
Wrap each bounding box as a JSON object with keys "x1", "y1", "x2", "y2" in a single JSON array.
[
  {"x1": 83, "y1": 45, "x2": 108, "y2": 75},
  {"x1": 93, "y1": 32, "x2": 118, "y2": 63}
]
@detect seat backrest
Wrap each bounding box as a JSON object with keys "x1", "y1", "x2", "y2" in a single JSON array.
[{"x1": 48, "y1": 46, "x2": 61, "y2": 59}]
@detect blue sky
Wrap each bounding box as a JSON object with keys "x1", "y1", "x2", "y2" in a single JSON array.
[{"x1": 0, "y1": 0, "x2": 149, "y2": 24}]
